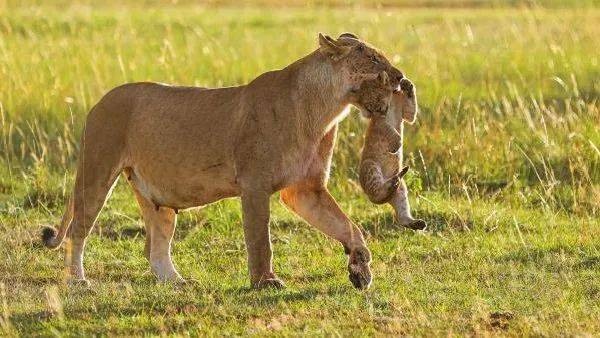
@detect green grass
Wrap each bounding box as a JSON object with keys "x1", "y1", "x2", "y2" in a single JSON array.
[{"x1": 1, "y1": 1, "x2": 599, "y2": 336}]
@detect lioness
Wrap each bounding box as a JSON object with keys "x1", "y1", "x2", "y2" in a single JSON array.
[{"x1": 41, "y1": 32, "x2": 409, "y2": 290}]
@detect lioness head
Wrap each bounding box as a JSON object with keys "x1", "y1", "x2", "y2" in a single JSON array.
[{"x1": 318, "y1": 32, "x2": 404, "y2": 102}]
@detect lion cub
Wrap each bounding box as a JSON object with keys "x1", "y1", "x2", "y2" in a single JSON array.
[{"x1": 355, "y1": 72, "x2": 424, "y2": 230}]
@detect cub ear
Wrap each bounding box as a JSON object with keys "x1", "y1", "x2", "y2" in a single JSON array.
[
  {"x1": 392, "y1": 90, "x2": 418, "y2": 124},
  {"x1": 318, "y1": 33, "x2": 350, "y2": 60},
  {"x1": 377, "y1": 71, "x2": 390, "y2": 86}
]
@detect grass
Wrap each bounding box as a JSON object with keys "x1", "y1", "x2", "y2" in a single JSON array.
[{"x1": 1, "y1": 1, "x2": 599, "y2": 336}]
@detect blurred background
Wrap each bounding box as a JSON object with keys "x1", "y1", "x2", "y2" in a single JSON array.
[{"x1": 1, "y1": 0, "x2": 598, "y2": 216}]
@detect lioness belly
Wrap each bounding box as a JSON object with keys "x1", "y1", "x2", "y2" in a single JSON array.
[
  {"x1": 127, "y1": 163, "x2": 240, "y2": 210},
  {"x1": 121, "y1": 83, "x2": 245, "y2": 209}
]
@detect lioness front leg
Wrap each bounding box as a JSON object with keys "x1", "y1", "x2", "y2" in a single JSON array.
[
  {"x1": 241, "y1": 188, "x2": 284, "y2": 289},
  {"x1": 280, "y1": 183, "x2": 372, "y2": 289}
]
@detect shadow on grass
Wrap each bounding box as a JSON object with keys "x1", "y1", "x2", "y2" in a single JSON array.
[
  {"x1": 95, "y1": 221, "x2": 145, "y2": 241},
  {"x1": 224, "y1": 287, "x2": 321, "y2": 303},
  {"x1": 7, "y1": 275, "x2": 58, "y2": 286},
  {"x1": 495, "y1": 244, "x2": 600, "y2": 272},
  {"x1": 272, "y1": 219, "x2": 304, "y2": 230},
  {"x1": 359, "y1": 207, "x2": 475, "y2": 238},
  {"x1": 10, "y1": 311, "x2": 56, "y2": 328},
  {"x1": 576, "y1": 256, "x2": 600, "y2": 269},
  {"x1": 9, "y1": 276, "x2": 356, "y2": 336},
  {"x1": 222, "y1": 283, "x2": 350, "y2": 305},
  {"x1": 94, "y1": 213, "x2": 199, "y2": 241}
]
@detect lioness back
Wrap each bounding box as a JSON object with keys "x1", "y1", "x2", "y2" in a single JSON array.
[{"x1": 84, "y1": 82, "x2": 246, "y2": 208}]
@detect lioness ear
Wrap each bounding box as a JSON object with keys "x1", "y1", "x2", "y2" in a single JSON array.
[
  {"x1": 339, "y1": 32, "x2": 359, "y2": 40},
  {"x1": 318, "y1": 32, "x2": 350, "y2": 60}
]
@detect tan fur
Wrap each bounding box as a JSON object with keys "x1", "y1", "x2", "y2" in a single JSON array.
[
  {"x1": 41, "y1": 33, "x2": 405, "y2": 290},
  {"x1": 396, "y1": 77, "x2": 419, "y2": 124},
  {"x1": 354, "y1": 75, "x2": 426, "y2": 230},
  {"x1": 359, "y1": 115, "x2": 407, "y2": 204},
  {"x1": 349, "y1": 71, "x2": 394, "y2": 118},
  {"x1": 351, "y1": 72, "x2": 403, "y2": 204}
]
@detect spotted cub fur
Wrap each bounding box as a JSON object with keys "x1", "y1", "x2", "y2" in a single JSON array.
[{"x1": 354, "y1": 72, "x2": 409, "y2": 204}]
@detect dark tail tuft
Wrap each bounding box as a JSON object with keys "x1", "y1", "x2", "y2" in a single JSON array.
[{"x1": 41, "y1": 226, "x2": 58, "y2": 247}]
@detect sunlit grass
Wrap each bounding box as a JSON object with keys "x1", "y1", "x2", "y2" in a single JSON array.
[{"x1": 0, "y1": 1, "x2": 599, "y2": 336}]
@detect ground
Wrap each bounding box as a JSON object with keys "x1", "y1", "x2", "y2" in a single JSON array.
[{"x1": 0, "y1": 1, "x2": 599, "y2": 336}]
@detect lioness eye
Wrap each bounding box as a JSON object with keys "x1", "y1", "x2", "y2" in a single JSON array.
[
  {"x1": 357, "y1": 45, "x2": 365, "y2": 52},
  {"x1": 371, "y1": 56, "x2": 380, "y2": 64}
]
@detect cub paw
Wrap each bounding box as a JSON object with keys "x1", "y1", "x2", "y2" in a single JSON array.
[
  {"x1": 406, "y1": 219, "x2": 427, "y2": 230},
  {"x1": 399, "y1": 218, "x2": 427, "y2": 230}
]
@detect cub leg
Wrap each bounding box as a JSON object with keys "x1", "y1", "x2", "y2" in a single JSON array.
[
  {"x1": 241, "y1": 187, "x2": 283, "y2": 289},
  {"x1": 360, "y1": 160, "x2": 400, "y2": 204},
  {"x1": 389, "y1": 179, "x2": 426, "y2": 230}
]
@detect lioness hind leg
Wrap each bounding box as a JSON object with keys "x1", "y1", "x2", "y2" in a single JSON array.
[
  {"x1": 124, "y1": 171, "x2": 151, "y2": 262},
  {"x1": 130, "y1": 190, "x2": 182, "y2": 282},
  {"x1": 67, "y1": 161, "x2": 121, "y2": 283}
]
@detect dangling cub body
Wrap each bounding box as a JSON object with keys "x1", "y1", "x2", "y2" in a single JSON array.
[
  {"x1": 360, "y1": 115, "x2": 408, "y2": 204},
  {"x1": 353, "y1": 73, "x2": 426, "y2": 230}
]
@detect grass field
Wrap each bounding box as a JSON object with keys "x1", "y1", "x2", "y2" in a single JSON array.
[{"x1": 1, "y1": 1, "x2": 599, "y2": 336}]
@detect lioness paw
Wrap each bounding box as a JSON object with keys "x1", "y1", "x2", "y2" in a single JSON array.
[
  {"x1": 254, "y1": 277, "x2": 285, "y2": 289},
  {"x1": 67, "y1": 278, "x2": 91, "y2": 288},
  {"x1": 347, "y1": 247, "x2": 372, "y2": 290}
]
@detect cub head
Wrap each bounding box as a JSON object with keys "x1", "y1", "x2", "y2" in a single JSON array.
[
  {"x1": 317, "y1": 32, "x2": 404, "y2": 98},
  {"x1": 351, "y1": 71, "x2": 394, "y2": 118}
]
